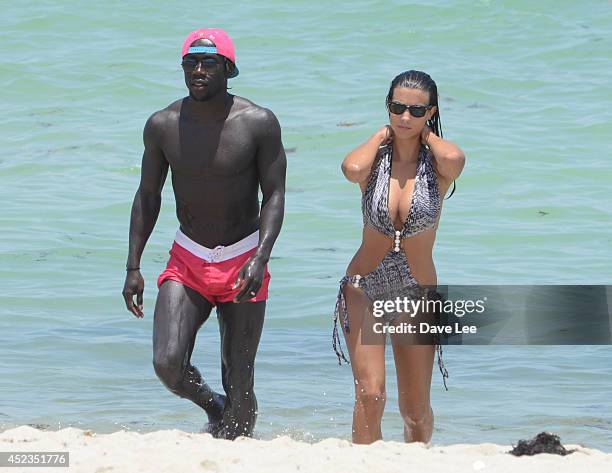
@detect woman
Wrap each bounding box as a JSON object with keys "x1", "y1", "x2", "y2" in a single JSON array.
[{"x1": 333, "y1": 70, "x2": 465, "y2": 444}]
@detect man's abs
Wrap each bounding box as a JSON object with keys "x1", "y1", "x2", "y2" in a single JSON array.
[
  {"x1": 178, "y1": 214, "x2": 260, "y2": 248},
  {"x1": 173, "y1": 175, "x2": 259, "y2": 248}
]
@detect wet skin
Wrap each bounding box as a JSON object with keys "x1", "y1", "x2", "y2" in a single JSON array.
[
  {"x1": 340, "y1": 85, "x2": 465, "y2": 444},
  {"x1": 122, "y1": 39, "x2": 286, "y2": 439}
]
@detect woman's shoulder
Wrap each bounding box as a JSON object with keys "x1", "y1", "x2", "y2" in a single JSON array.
[
  {"x1": 375, "y1": 142, "x2": 391, "y2": 163},
  {"x1": 379, "y1": 142, "x2": 392, "y2": 152},
  {"x1": 423, "y1": 146, "x2": 453, "y2": 196},
  {"x1": 358, "y1": 146, "x2": 388, "y2": 193},
  {"x1": 422, "y1": 145, "x2": 436, "y2": 169},
  {"x1": 372, "y1": 144, "x2": 390, "y2": 173}
]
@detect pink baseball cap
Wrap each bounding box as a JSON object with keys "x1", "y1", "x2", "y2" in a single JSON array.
[{"x1": 181, "y1": 28, "x2": 239, "y2": 78}]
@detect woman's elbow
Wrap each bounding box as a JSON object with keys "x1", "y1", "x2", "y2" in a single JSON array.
[
  {"x1": 341, "y1": 161, "x2": 367, "y2": 183},
  {"x1": 442, "y1": 152, "x2": 466, "y2": 179},
  {"x1": 450, "y1": 152, "x2": 466, "y2": 168}
]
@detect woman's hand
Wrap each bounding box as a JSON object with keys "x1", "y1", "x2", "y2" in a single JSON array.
[
  {"x1": 377, "y1": 125, "x2": 394, "y2": 146},
  {"x1": 421, "y1": 125, "x2": 433, "y2": 146}
]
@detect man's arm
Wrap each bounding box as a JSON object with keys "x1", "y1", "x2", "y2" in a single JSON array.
[
  {"x1": 122, "y1": 112, "x2": 169, "y2": 317},
  {"x1": 253, "y1": 108, "x2": 286, "y2": 263},
  {"x1": 233, "y1": 108, "x2": 286, "y2": 302}
]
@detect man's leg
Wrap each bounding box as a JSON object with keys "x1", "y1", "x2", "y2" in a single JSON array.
[
  {"x1": 152, "y1": 280, "x2": 225, "y2": 428},
  {"x1": 216, "y1": 300, "x2": 266, "y2": 440}
]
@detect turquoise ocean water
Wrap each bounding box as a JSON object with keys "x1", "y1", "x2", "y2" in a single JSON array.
[{"x1": 1, "y1": 0, "x2": 611, "y2": 450}]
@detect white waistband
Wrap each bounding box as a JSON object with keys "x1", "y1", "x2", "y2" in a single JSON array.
[{"x1": 174, "y1": 229, "x2": 260, "y2": 262}]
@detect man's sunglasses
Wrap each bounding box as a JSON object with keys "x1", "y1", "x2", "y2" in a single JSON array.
[
  {"x1": 181, "y1": 56, "x2": 223, "y2": 71},
  {"x1": 387, "y1": 101, "x2": 432, "y2": 118}
]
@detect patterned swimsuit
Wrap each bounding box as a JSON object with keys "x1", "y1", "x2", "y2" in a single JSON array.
[{"x1": 332, "y1": 143, "x2": 449, "y2": 390}]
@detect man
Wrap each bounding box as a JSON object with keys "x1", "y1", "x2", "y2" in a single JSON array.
[{"x1": 122, "y1": 28, "x2": 286, "y2": 440}]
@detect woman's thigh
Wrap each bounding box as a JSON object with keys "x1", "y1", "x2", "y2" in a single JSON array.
[
  {"x1": 390, "y1": 337, "x2": 435, "y2": 406},
  {"x1": 342, "y1": 284, "x2": 386, "y2": 389}
]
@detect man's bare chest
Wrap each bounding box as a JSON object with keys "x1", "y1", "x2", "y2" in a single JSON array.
[{"x1": 162, "y1": 122, "x2": 256, "y2": 177}]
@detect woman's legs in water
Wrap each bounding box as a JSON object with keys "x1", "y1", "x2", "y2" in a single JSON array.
[
  {"x1": 390, "y1": 334, "x2": 435, "y2": 443},
  {"x1": 342, "y1": 284, "x2": 387, "y2": 444},
  {"x1": 152, "y1": 280, "x2": 225, "y2": 428}
]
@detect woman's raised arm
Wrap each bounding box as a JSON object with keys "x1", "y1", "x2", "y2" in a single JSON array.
[{"x1": 341, "y1": 126, "x2": 392, "y2": 183}]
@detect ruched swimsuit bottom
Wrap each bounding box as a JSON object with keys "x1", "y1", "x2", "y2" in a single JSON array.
[{"x1": 332, "y1": 248, "x2": 449, "y2": 390}]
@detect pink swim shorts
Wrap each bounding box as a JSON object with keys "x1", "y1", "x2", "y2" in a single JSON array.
[{"x1": 157, "y1": 229, "x2": 270, "y2": 305}]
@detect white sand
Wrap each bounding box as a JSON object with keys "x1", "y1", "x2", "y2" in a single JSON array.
[{"x1": 1, "y1": 426, "x2": 610, "y2": 473}]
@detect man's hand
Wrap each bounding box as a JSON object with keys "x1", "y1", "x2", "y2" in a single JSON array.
[
  {"x1": 123, "y1": 270, "x2": 145, "y2": 317},
  {"x1": 232, "y1": 255, "x2": 266, "y2": 303}
]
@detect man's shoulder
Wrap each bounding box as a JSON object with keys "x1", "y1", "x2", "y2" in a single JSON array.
[
  {"x1": 143, "y1": 99, "x2": 184, "y2": 146},
  {"x1": 146, "y1": 99, "x2": 183, "y2": 130},
  {"x1": 231, "y1": 96, "x2": 278, "y2": 127}
]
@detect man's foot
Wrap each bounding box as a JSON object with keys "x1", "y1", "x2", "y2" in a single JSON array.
[
  {"x1": 214, "y1": 422, "x2": 254, "y2": 440},
  {"x1": 203, "y1": 418, "x2": 224, "y2": 437},
  {"x1": 202, "y1": 392, "x2": 226, "y2": 437}
]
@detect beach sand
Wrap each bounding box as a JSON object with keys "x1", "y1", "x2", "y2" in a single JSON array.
[{"x1": 1, "y1": 426, "x2": 610, "y2": 472}]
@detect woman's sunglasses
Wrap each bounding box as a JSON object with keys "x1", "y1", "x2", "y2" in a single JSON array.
[{"x1": 387, "y1": 101, "x2": 432, "y2": 118}]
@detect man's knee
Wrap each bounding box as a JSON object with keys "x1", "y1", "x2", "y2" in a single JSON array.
[{"x1": 153, "y1": 352, "x2": 185, "y2": 390}]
